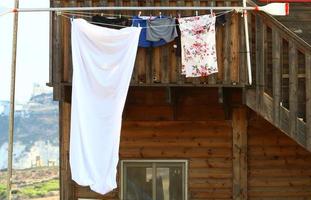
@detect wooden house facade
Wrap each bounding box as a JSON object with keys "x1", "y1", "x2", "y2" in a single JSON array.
[{"x1": 49, "y1": 0, "x2": 311, "y2": 199}]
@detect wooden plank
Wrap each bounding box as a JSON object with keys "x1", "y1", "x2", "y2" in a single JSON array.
[
  {"x1": 239, "y1": 9, "x2": 246, "y2": 85},
  {"x1": 145, "y1": 0, "x2": 154, "y2": 84},
  {"x1": 60, "y1": 102, "x2": 75, "y2": 200},
  {"x1": 306, "y1": 53, "x2": 311, "y2": 150},
  {"x1": 160, "y1": 0, "x2": 170, "y2": 84},
  {"x1": 223, "y1": 1, "x2": 231, "y2": 84},
  {"x1": 49, "y1": 6, "x2": 53, "y2": 86},
  {"x1": 176, "y1": 0, "x2": 185, "y2": 84},
  {"x1": 216, "y1": 1, "x2": 224, "y2": 83},
  {"x1": 255, "y1": 15, "x2": 265, "y2": 113},
  {"x1": 272, "y1": 29, "x2": 281, "y2": 128},
  {"x1": 152, "y1": 47, "x2": 161, "y2": 83},
  {"x1": 137, "y1": 48, "x2": 146, "y2": 84},
  {"x1": 130, "y1": 0, "x2": 143, "y2": 84},
  {"x1": 230, "y1": 5, "x2": 240, "y2": 84},
  {"x1": 208, "y1": 0, "x2": 217, "y2": 85},
  {"x1": 232, "y1": 107, "x2": 248, "y2": 200},
  {"x1": 289, "y1": 41, "x2": 298, "y2": 137},
  {"x1": 170, "y1": 43, "x2": 177, "y2": 83},
  {"x1": 120, "y1": 147, "x2": 232, "y2": 158},
  {"x1": 53, "y1": 0, "x2": 62, "y2": 100}
]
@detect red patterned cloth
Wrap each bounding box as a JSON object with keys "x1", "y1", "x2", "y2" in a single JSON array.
[{"x1": 178, "y1": 15, "x2": 218, "y2": 77}]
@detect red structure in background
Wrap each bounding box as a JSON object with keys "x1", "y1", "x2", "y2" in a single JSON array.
[{"x1": 260, "y1": 0, "x2": 311, "y2": 2}]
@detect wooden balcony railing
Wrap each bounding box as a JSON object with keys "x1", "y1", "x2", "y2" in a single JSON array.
[
  {"x1": 245, "y1": 8, "x2": 311, "y2": 151},
  {"x1": 49, "y1": 0, "x2": 249, "y2": 100}
]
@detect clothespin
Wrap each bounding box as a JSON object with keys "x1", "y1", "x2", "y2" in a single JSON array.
[
  {"x1": 56, "y1": 11, "x2": 62, "y2": 16},
  {"x1": 178, "y1": 12, "x2": 181, "y2": 19},
  {"x1": 195, "y1": 10, "x2": 199, "y2": 16},
  {"x1": 100, "y1": 12, "x2": 104, "y2": 17},
  {"x1": 210, "y1": 8, "x2": 215, "y2": 16},
  {"x1": 138, "y1": 11, "x2": 142, "y2": 17},
  {"x1": 159, "y1": 11, "x2": 162, "y2": 18}
]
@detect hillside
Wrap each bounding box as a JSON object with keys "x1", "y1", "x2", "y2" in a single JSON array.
[{"x1": 0, "y1": 92, "x2": 59, "y2": 169}]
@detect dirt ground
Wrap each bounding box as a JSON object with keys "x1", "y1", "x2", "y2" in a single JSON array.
[{"x1": 31, "y1": 196, "x2": 59, "y2": 200}]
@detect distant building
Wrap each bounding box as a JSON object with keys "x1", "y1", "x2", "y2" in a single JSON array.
[
  {"x1": 32, "y1": 83, "x2": 52, "y2": 97},
  {"x1": 0, "y1": 100, "x2": 10, "y2": 116}
]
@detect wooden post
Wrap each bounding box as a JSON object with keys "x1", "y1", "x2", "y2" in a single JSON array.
[
  {"x1": 306, "y1": 53, "x2": 311, "y2": 150},
  {"x1": 272, "y1": 29, "x2": 281, "y2": 128},
  {"x1": 289, "y1": 41, "x2": 298, "y2": 137},
  {"x1": 60, "y1": 101, "x2": 75, "y2": 200},
  {"x1": 7, "y1": 0, "x2": 19, "y2": 199},
  {"x1": 232, "y1": 107, "x2": 248, "y2": 200}
]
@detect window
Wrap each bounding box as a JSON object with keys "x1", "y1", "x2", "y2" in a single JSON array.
[{"x1": 121, "y1": 160, "x2": 188, "y2": 200}]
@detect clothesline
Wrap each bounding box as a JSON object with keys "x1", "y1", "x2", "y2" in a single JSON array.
[
  {"x1": 61, "y1": 9, "x2": 232, "y2": 19},
  {"x1": 60, "y1": 10, "x2": 232, "y2": 29}
]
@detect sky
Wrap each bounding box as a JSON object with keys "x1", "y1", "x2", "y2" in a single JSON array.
[{"x1": 0, "y1": 0, "x2": 50, "y2": 103}]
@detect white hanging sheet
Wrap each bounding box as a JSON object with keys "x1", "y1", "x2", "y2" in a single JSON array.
[{"x1": 70, "y1": 18, "x2": 141, "y2": 195}]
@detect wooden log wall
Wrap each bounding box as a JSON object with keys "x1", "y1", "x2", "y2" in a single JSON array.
[
  {"x1": 245, "y1": 11, "x2": 311, "y2": 152},
  {"x1": 248, "y1": 114, "x2": 311, "y2": 199},
  {"x1": 59, "y1": 88, "x2": 311, "y2": 200},
  {"x1": 59, "y1": 87, "x2": 243, "y2": 199},
  {"x1": 49, "y1": 0, "x2": 247, "y2": 100}
]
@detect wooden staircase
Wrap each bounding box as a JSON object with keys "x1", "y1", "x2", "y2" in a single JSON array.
[{"x1": 245, "y1": 9, "x2": 311, "y2": 151}]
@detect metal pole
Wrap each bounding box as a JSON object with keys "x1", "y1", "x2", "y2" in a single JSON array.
[
  {"x1": 7, "y1": 0, "x2": 19, "y2": 199},
  {"x1": 243, "y1": 0, "x2": 252, "y2": 84},
  {"x1": 15, "y1": 6, "x2": 256, "y2": 13}
]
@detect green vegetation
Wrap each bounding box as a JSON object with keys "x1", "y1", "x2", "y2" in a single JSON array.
[
  {"x1": 0, "y1": 183, "x2": 6, "y2": 199},
  {"x1": 16, "y1": 179, "x2": 59, "y2": 198}
]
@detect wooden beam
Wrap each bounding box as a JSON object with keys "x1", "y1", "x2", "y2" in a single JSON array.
[
  {"x1": 288, "y1": 41, "x2": 298, "y2": 137},
  {"x1": 306, "y1": 53, "x2": 311, "y2": 150},
  {"x1": 272, "y1": 29, "x2": 281, "y2": 128},
  {"x1": 232, "y1": 107, "x2": 248, "y2": 200}
]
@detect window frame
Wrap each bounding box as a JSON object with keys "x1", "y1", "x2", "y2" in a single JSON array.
[{"x1": 120, "y1": 159, "x2": 188, "y2": 200}]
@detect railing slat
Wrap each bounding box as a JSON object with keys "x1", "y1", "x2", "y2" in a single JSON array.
[
  {"x1": 306, "y1": 53, "x2": 311, "y2": 150},
  {"x1": 272, "y1": 29, "x2": 281, "y2": 127},
  {"x1": 289, "y1": 41, "x2": 298, "y2": 137},
  {"x1": 255, "y1": 15, "x2": 265, "y2": 113}
]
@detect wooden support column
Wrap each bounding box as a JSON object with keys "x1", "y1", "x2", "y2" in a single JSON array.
[
  {"x1": 60, "y1": 101, "x2": 75, "y2": 200},
  {"x1": 232, "y1": 107, "x2": 248, "y2": 200},
  {"x1": 306, "y1": 53, "x2": 311, "y2": 150}
]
